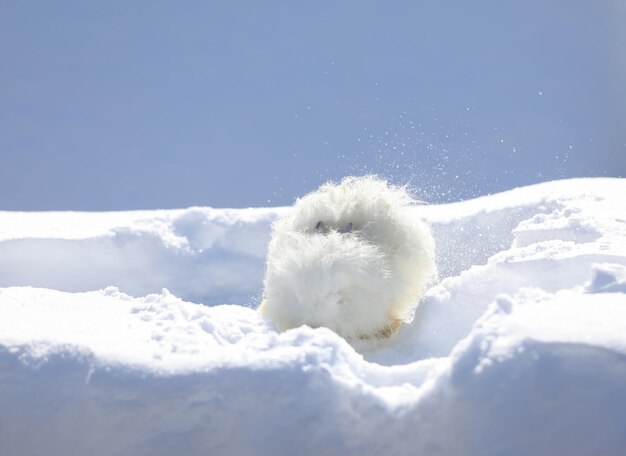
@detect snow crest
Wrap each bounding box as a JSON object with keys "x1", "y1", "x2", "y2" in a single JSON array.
[{"x1": 1, "y1": 178, "x2": 625, "y2": 455}]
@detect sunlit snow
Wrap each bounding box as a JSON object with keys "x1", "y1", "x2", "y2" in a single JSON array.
[{"x1": 1, "y1": 178, "x2": 625, "y2": 455}]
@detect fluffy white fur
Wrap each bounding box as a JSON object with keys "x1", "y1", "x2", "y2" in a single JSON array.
[{"x1": 259, "y1": 176, "x2": 437, "y2": 340}]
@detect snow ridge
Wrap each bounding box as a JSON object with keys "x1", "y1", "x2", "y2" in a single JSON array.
[{"x1": 1, "y1": 178, "x2": 625, "y2": 455}]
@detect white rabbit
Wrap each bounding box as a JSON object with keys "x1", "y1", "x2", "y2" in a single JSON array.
[{"x1": 259, "y1": 176, "x2": 437, "y2": 340}]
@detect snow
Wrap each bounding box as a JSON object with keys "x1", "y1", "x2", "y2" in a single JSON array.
[
  {"x1": 1, "y1": 177, "x2": 625, "y2": 455},
  {"x1": 0, "y1": 206, "x2": 285, "y2": 305}
]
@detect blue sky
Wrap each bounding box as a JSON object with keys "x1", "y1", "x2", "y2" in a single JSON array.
[{"x1": 1, "y1": 1, "x2": 624, "y2": 210}]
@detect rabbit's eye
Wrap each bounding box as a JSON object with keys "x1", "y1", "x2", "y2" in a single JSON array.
[
  {"x1": 338, "y1": 222, "x2": 353, "y2": 234},
  {"x1": 314, "y1": 221, "x2": 328, "y2": 234},
  {"x1": 313, "y1": 221, "x2": 353, "y2": 235}
]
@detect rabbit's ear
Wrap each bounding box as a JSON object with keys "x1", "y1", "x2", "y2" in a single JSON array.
[{"x1": 338, "y1": 222, "x2": 353, "y2": 234}]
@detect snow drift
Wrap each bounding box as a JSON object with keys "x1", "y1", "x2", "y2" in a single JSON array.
[{"x1": 1, "y1": 178, "x2": 625, "y2": 455}]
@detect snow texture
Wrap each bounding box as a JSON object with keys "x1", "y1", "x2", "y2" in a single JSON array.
[{"x1": 1, "y1": 177, "x2": 626, "y2": 456}]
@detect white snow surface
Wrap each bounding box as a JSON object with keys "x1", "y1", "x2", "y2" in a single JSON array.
[{"x1": 1, "y1": 178, "x2": 625, "y2": 455}]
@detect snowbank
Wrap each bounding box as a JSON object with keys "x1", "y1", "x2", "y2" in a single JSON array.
[
  {"x1": 0, "y1": 207, "x2": 285, "y2": 305},
  {"x1": 1, "y1": 178, "x2": 625, "y2": 455}
]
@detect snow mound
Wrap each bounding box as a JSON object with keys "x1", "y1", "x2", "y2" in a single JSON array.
[
  {"x1": 0, "y1": 207, "x2": 285, "y2": 304},
  {"x1": 1, "y1": 178, "x2": 625, "y2": 455}
]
